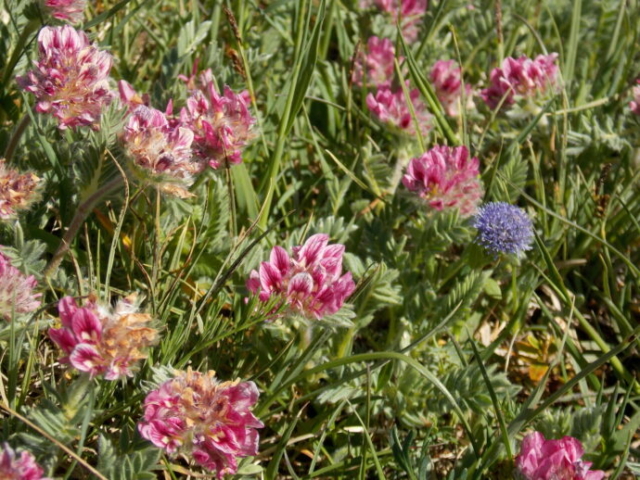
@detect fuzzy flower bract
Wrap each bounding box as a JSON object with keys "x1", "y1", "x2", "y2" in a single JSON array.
[
  {"x1": 367, "y1": 86, "x2": 432, "y2": 137},
  {"x1": 473, "y1": 202, "x2": 534, "y2": 256},
  {"x1": 48, "y1": 293, "x2": 158, "y2": 380},
  {"x1": 0, "y1": 160, "x2": 40, "y2": 219},
  {"x1": 515, "y1": 432, "x2": 605, "y2": 480},
  {"x1": 43, "y1": 0, "x2": 87, "y2": 23},
  {"x1": 0, "y1": 443, "x2": 50, "y2": 480},
  {"x1": 16, "y1": 26, "x2": 113, "y2": 130},
  {"x1": 430, "y1": 60, "x2": 474, "y2": 116},
  {"x1": 0, "y1": 251, "x2": 41, "y2": 321},
  {"x1": 247, "y1": 234, "x2": 356, "y2": 320},
  {"x1": 138, "y1": 369, "x2": 263, "y2": 478},
  {"x1": 402, "y1": 145, "x2": 483, "y2": 217}
]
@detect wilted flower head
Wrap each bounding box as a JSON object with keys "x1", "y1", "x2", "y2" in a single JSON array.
[
  {"x1": 515, "y1": 432, "x2": 605, "y2": 480},
  {"x1": 402, "y1": 145, "x2": 483, "y2": 217},
  {"x1": 480, "y1": 53, "x2": 559, "y2": 111},
  {"x1": 367, "y1": 85, "x2": 432, "y2": 137},
  {"x1": 0, "y1": 159, "x2": 40, "y2": 219},
  {"x1": 16, "y1": 26, "x2": 113, "y2": 129},
  {"x1": 138, "y1": 369, "x2": 263, "y2": 478},
  {"x1": 0, "y1": 251, "x2": 41, "y2": 321},
  {"x1": 353, "y1": 36, "x2": 397, "y2": 88},
  {"x1": 42, "y1": 0, "x2": 87, "y2": 23},
  {"x1": 473, "y1": 202, "x2": 534, "y2": 256},
  {"x1": 180, "y1": 69, "x2": 255, "y2": 169},
  {"x1": 247, "y1": 234, "x2": 356, "y2": 320},
  {"x1": 0, "y1": 443, "x2": 51, "y2": 480},
  {"x1": 48, "y1": 293, "x2": 157, "y2": 380},
  {"x1": 360, "y1": 0, "x2": 428, "y2": 41},
  {"x1": 630, "y1": 80, "x2": 640, "y2": 115},
  {"x1": 430, "y1": 60, "x2": 474, "y2": 116}
]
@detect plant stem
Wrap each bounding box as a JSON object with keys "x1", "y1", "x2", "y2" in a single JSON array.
[{"x1": 3, "y1": 115, "x2": 31, "y2": 161}]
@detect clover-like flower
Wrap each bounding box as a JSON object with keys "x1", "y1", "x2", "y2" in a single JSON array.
[
  {"x1": 630, "y1": 80, "x2": 640, "y2": 115},
  {"x1": 0, "y1": 159, "x2": 40, "y2": 219},
  {"x1": 42, "y1": 0, "x2": 87, "y2": 23},
  {"x1": 515, "y1": 432, "x2": 605, "y2": 480},
  {"x1": 367, "y1": 85, "x2": 432, "y2": 137},
  {"x1": 402, "y1": 145, "x2": 483, "y2": 216},
  {"x1": 353, "y1": 36, "x2": 397, "y2": 88},
  {"x1": 480, "y1": 53, "x2": 559, "y2": 111},
  {"x1": 48, "y1": 293, "x2": 158, "y2": 380},
  {"x1": 430, "y1": 60, "x2": 474, "y2": 116},
  {"x1": 179, "y1": 69, "x2": 255, "y2": 169},
  {"x1": 473, "y1": 202, "x2": 534, "y2": 256},
  {"x1": 138, "y1": 369, "x2": 263, "y2": 479},
  {"x1": 16, "y1": 26, "x2": 113, "y2": 129},
  {"x1": 0, "y1": 251, "x2": 41, "y2": 321},
  {"x1": 360, "y1": 0, "x2": 428, "y2": 41},
  {"x1": 247, "y1": 234, "x2": 356, "y2": 320},
  {"x1": 0, "y1": 443, "x2": 51, "y2": 480}
]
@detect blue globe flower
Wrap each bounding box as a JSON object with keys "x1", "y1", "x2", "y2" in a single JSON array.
[{"x1": 473, "y1": 202, "x2": 534, "y2": 256}]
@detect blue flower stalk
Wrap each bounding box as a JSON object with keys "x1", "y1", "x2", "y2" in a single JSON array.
[{"x1": 472, "y1": 202, "x2": 534, "y2": 257}]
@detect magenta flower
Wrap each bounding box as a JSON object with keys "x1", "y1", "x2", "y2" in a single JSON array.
[
  {"x1": 353, "y1": 36, "x2": 398, "y2": 88},
  {"x1": 430, "y1": 60, "x2": 474, "y2": 116},
  {"x1": 48, "y1": 294, "x2": 158, "y2": 380},
  {"x1": 402, "y1": 145, "x2": 483, "y2": 217},
  {"x1": 0, "y1": 443, "x2": 50, "y2": 480},
  {"x1": 179, "y1": 69, "x2": 255, "y2": 169},
  {"x1": 247, "y1": 234, "x2": 356, "y2": 320},
  {"x1": 138, "y1": 369, "x2": 264, "y2": 478},
  {"x1": 367, "y1": 86, "x2": 432, "y2": 137},
  {"x1": 16, "y1": 26, "x2": 113, "y2": 130},
  {"x1": 360, "y1": 0, "x2": 428, "y2": 41},
  {"x1": 480, "y1": 53, "x2": 559, "y2": 111},
  {"x1": 0, "y1": 160, "x2": 40, "y2": 219},
  {"x1": 43, "y1": 0, "x2": 87, "y2": 23},
  {"x1": 0, "y1": 251, "x2": 41, "y2": 321},
  {"x1": 630, "y1": 80, "x2": 640, "y2": 115},
  {"x1": 516, "y1": 432, "x2": 606, "y2": 480}
]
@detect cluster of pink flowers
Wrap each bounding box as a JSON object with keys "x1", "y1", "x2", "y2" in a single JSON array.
[
  {"x1": 480, "y1": 53, "x2": 559, "y2": 111},
  {"x1": 17, "y1": 26, "x2": 113, "y2": 130},
  {"x1": 367, "y1": 86, "x2": 432, "y2": 137},
  {"x1": 515, "y1": 432, "x2": 605, "y2": 480},
  {"x1": 0, "y1": 160, "x2": 40, "y2": 219},
  {"x1": 247, "y1": 234, "x2": 356, "y2": 320},
  {"x1": 138, "y1": 369, "x2": 263, "y2": 478},
  {"x1": 0, "y1": 444, "x2": 50, "y2": 480},
  {"x1": 630, "y1": 80, "x2": 640, "y2": 115},
  {"x1": 0, "y1": 251, "x2": 41, "y2": 321},
  {"x1": 180, "y1": 69, "x2": 255, "y2": 169},
  {"x1": 430, "y1": 60, "x2": 474, "y2": 116},
  {"x1": 43, "y1": 0, "x2": 87, "y2": 23},
  {"x1": 402, "y1": 145, "x2": 483, "y2": 217},
  {"x1": 360, "y1": 0, "x2": 428, "y2": 41},
  {"x1": 48, "y1": 294, "x2": 158, "y2": 380},
  {"x1": 353, "y1": 36, "x2": 397, "y2": 88}
]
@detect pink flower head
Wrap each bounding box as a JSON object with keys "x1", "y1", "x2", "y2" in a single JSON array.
[
  {"x1": 179, "y1": 69, "x2": 255, "y2": 169},
  {"x1": 48, "y1": 293, "x2": 158, "y2": 380},
  {"x1": 630, "y1": 80, "x2": 640, "y2": 115},
  {"x1": 247, "y1": 234, "x2": 356, "y2": 320},
  {"x1": 16, "y1": 26, "x2": 113, "y2": 130},
  {"x1": 0, "y1": 443, "x2": 51, "y2": 480},
  {"x1": 0, "y1": 251, "x2": 41, "y2": 320},
  {"x1": 481, "y1": 53, "x2": 559, "y2": 111},
  {"x1": 360, "y1": 0, "x2": 427, "y2": 41},
  {"x1": 402, "y1": 145, "x2": 483, "y2": 217},
  {"x1": 366, "y1": 85, "x2": 432, "y2": 137},
  {"x1": 353, "y1": 36, "x2": 398, "y2": 88},
  {"x1": 43, "y1": 0, "x2": 87, "y2": 23},
  {"x1": 516, "y1": 432, "x2": 606, "y2": 480},
  {"x1": 0, "y1": 159, "x2": 40, "y2": 219},
  {"x1": 430, "y1": 60, "x2": 474, "y2": 116},
  {"x1": 138, "y1": 369, "x2": 263, "y2": 478}
]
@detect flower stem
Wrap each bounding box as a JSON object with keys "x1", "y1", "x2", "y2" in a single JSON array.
[{"x1": 3, "y1": 115, "x2": 31, "y2": 161}]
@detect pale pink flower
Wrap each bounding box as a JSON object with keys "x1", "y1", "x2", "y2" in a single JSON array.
[
  {"x1": 43, "y1": 0, "x2": 87, "y2": 23},
  {"x1": 179, "y1": 69, "x2": 255, "y2": 169},
  {"x1": 138, "y1": 369, "x2": 263, "y2": 478},
  {"x1": 0, "y1": 251, "x2": 41, "y2": 320},
  {"x1": 48, "y1": 293, "x2": 157, "y2": 380},
  {"x1": 402, "y1": 145, "x2": 483, "y2": 217},
  {"x1": 481, "y1": 53, "x2": 559, "y2": 111},
  {"x1": 16, "y1": 26, "x2": 113, "y2": 130},
  {"x1": 360, "y1": 0, "x2": 428, "y2": 41},
  {"x1": 353, "y1": 36, "x2": 397, "y2": 88},
  {"x1": 630, "y1": 80, "x2": 640, "y2": 115},
  {"x1": 430, "y1": 60, "x2": 474, "y2": 116},
  {"x1": 247, "y1": 234, "x2": 356, "y2": 320},
  {"x1": 0, "y1": 443, "x2": 51, "y2": 480},
  {"x1": 0, "y1": 159, "x2": 40, "y2": 219},
  {"x1": 366, "y1": 85, "x2": 432, "y2": 137},
  {"x1": 117, "y1": 80, "x2": 150, "y2": 111},
  {"x1": 515, "y1": 432, "x2": 606, "y2": 480}
]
